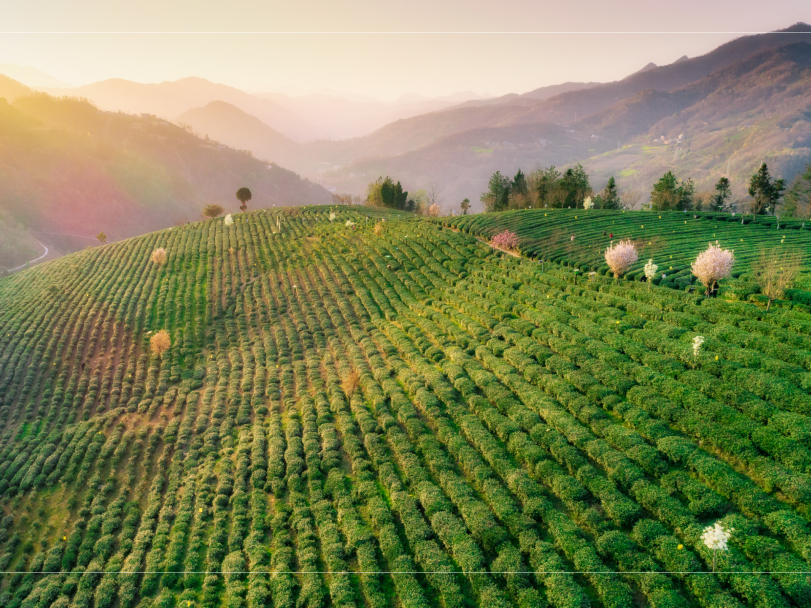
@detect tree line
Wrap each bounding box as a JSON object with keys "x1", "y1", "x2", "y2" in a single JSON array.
[{"x1": 481, "y1": 160, "x2": 811, "y2": 217}]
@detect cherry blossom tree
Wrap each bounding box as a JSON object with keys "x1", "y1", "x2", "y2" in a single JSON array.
[
  {"x1": 605, "y1": 240, "x2": 638, "y2": 279},
  {"x1": 492, "y1": 230, "x2": 520, "y2": 251},
  {"x1": 692, "y1": 241, "x2": 734, "y2": 296}
]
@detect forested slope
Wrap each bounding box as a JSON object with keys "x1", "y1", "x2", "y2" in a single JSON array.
[{"x1": 1, "y1": 207, "x2": 811, "y2": 607}]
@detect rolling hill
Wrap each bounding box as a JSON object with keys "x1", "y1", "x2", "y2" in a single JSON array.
[
  {"x1": 0, "y1": 88, "x2": 332, "y2": 270},
  {"x1": 40, "y1": 77, "x2": 321, "y2": 142},
  {"x1": 2, "y1": 208, "x2": 811, "y2": 607},
  {"x1": 175, "y1": 101, "x2": 302, "y2": 167},
  {"x1": 443, "y1": 208, "x2": 811, "y2": 298}
]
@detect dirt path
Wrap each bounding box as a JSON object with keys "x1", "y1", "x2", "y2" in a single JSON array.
[{"x1": 9, "y1": 239, "x2": 50, "y2": 272}]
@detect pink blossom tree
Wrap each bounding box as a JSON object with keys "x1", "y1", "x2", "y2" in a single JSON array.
[
  {"x1": 692, "y1": 241, "x2": 735, "y2": 296},
  {"x1": 604, "y1": 240, "x2": 638, "y2": 279},
  {"x1": 492, "y1": 230, "x2": 520, "y2": 251}
]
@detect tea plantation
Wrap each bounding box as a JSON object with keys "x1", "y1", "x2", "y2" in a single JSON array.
[
  {"x1": 444, "y1": 209, "x2": 811, "y2": 303},
  {"x1": 1, "y1": 206, "x2": 811, "y2": 608}
]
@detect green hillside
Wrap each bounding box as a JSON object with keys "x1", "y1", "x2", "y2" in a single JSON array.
[
  {"x1": 0, "y1": 90, "x2": 332, "y2": 270},
  {"x1": 444, "y1": 209, "x2": 811, "y2": 301},
  {"x1": 2, "y1": 207, "x2": 811, "y2": 608}
]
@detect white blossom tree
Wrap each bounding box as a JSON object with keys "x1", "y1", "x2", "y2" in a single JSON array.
[
  {"x1": 643, "y1": 259, "x2": 658, "y2": 288},
  {"x1": 224, "y1": 214, "x2": 233, "y2": 226},
  {"x1": 702, "y1": 521, "x2": 734, "y2": 572},
  {"x1": 692, "y1": 335, "x2": 705, "y2": 358},
  {"x1": 692, "y1": 241, "x2": 734, "y2": 296},
  {"x1": 605, "y1": 240, "x2": 638, "y2": 279},
  {"x1": 583, "y1": 196, "x2": 594, "y2": 210}
]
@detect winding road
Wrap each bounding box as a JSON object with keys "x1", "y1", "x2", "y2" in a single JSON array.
[{"x1": 9, "y1": 239, "x2": 50, "y2": 273}]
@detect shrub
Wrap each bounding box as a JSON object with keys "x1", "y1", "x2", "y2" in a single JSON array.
[{"x1": 151, "y1": 330, "x2": 171, "y2": 358}]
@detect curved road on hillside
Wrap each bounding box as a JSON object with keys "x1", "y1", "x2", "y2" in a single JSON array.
[{"x1": 9, "y1": 239, "x2": 50, "y2": 272}]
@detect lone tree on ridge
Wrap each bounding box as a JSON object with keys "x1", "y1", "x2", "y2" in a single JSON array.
[
  {"x1": 236, "y1": 187, "x2": 252, "y2": 212},
  {"x1": 202, "y1": 204, "x2": 224, "y2": 219}
]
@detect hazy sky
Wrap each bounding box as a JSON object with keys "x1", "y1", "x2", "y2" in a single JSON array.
[{"x1": 0, "y1": 1, "x2": 808, "y2": 99}]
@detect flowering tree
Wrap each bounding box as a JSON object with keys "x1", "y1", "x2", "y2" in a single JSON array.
[
  {"x1": 643, "y1": 259, "x2": 658, "y2": 288},
  {"x1": 692, "y1": 241, "x2": 734, "y2": 296},
  {"x1": 150, "y1": 330, "x2": 171, "y2": 358},
  {"x1": 605, "y1": 240, "x2": 638, "y2": 279},
  {"x1": 702, "y1": 521, "x2": 734, "y2": 572},
  {"x1": 345, "y1": 220, "x2": 355, "y2": 227},
  {"x1": 329, "y1": 212, "x2": 336, "y2": 222},
  {"x1": 492, "y1": 230, "x2": 520, "y2": 251},
  {"x1": 583, "y1": 196, "x2": 594, "y2": 210},
  {"x1": 224, "y1": 214, "x2": 234, "y2": 226},
  {"x1": 692, "y1": 335, "x2": 705, "y2": 358},
  {"x1": 151, "y1": 248, "x2": 167, "y2": 265}
]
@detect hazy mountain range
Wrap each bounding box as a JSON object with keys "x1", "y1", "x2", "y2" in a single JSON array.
[
  {"x1": 168, "y1": 23, "x2": 811, "y2": 210},
  {"x1": 2, "y1": 22, "x2": 811, "y2": 268}
]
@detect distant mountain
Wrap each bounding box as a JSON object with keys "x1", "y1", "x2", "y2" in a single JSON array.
[
  {"x1": 176, "y1": 101, "x2": 302, "y2": 167},
  {"x1": 0, "y1": 88, "x2": 331, "y2": 270},
  {"x1": 576, "y1": 41, "x2": 811, "y2": 201},
  {"x1": 323, "y1": 23, "x2": 811, "y2": 160},
  {"x1": 254, "y1": 90, "x2": 487, "y2": 139},
  {"x1": 520, "y1": 81, "x2": 603, "y2": 100},
  {"x1": 0, "y1": 64, "x2": 74, "y2": 89},
  {"x1": 0, "y1": 75, "x2": 33, "y2": 102},
  {"x1": 319, "y1": 35, "x2": 811, "y2": 211},
  {"x1": 39, "y1": 77, "x2": 320, "y2": 142},
  {"x1": 627, "y1": 62, "x2": 658, "y2": 77}
]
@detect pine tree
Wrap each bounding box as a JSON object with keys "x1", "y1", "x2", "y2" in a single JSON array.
[
  {"x1": 480, "y1": 171, "x2": 511, "y2": 212},
  {"x1": 711, "y1": 177, "x2": 731, "y2": 212},
  {"x1": 512, "y1": 169, "x2": 528, "y2": 196},
  {"x1": 600, "y1": 176, "x2": 622, "y2": 210},
  {"x1": 651, "y1": 171, "x2": 694, "y2": 211},
  {"x1": 748, "y1": 163, "x2": 785, "y2": 215}
]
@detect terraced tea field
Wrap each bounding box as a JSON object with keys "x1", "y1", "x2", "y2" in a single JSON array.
[
  {"x1": 1, "y1": 206, "x2": 811, "y2": 608},
  {"x1": 444, "y1": 210, "x2": 811, "y2": 297}
]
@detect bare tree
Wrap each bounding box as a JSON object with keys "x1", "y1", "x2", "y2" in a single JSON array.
[
  {"x1": 621, "y1": 190, "x2": 643, "y2": 210},
  {"x1": 752, "y1": 247, "x2": 804, "y2": 312},
  {"x1": 341, "y1": 369, "x2": 361, "y2": 397},
  {"x1": 427, "y1": 181, "x2": 443, "y2": 209}
]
